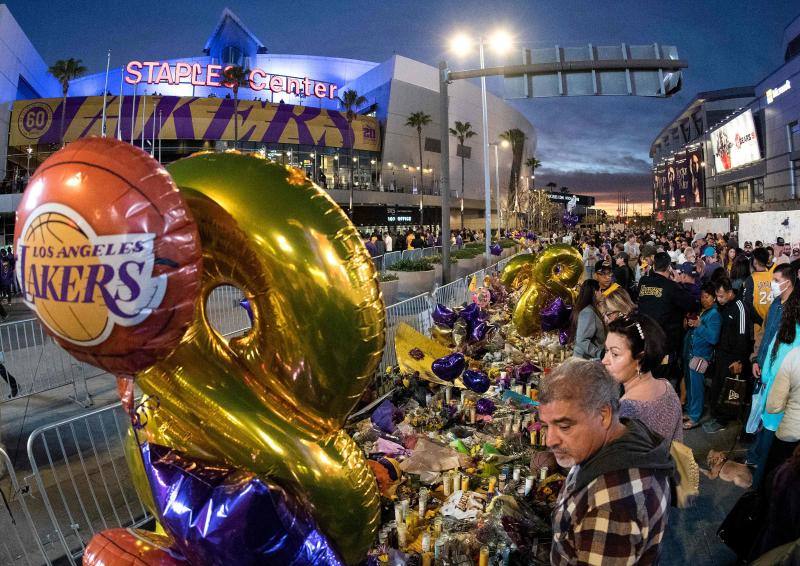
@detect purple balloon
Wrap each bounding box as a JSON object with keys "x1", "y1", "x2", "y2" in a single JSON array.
[
  {"x1": 431, "y1": 353, "x2": 466, "y2": 382},
  {"x1": 239, "y1": 298, "x2": 253, "y2": 325},
  {"x1": 432, "y1": 304, "x2": 458, "y2": 328},
  {"x1": 476, "y1": 398, "x2": 496, "y2": 415},
  {"x1": 469, "y1": 320, "x2": 491, "y2": 343},
  {"x1": 540, "y1": 297, "x2": 572, "y2": 331},
  {"x1": 459, "y1": 302, "x2": 480, "y2": 323},
  {"x1": 142, "y1": 442, "x2": 344, "y2": 566},
  {"x1": 490, "y1": 243, "x2": 502, "y2": 256},
  {"x1": 462, "y1": 369, "x2": 490, "y2": 393}
]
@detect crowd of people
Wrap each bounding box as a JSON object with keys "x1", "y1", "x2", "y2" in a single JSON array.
[
  {"x1": 541, "y1": 226, "x2": 800, "y2": 563},
  {"x1": 361, "y1": 228, "x2": 486, "y2": 256}
]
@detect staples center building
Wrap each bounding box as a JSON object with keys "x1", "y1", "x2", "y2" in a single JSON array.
[{"x1": 0, "y1": 6, "x2": 536, "y2": 244}]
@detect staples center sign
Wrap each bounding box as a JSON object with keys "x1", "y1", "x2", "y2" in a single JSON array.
[{"x1": 125, "y1": 61, "x2": 339, "y2": 99}]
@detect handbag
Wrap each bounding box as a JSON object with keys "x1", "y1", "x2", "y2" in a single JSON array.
[
  {"x1": 717, "y1": 489, "x2": 764, "y2": 559},
  {"x1": 717, "y1": 374, "x2": 748, "y2": 419},
  {"x1": 689, "y1": 356, "x2": 709, "y2": 374}
]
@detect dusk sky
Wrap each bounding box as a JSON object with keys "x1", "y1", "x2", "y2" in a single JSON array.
[{"x1": 7, "y1": 0, "x2": 799, "y2": 213}]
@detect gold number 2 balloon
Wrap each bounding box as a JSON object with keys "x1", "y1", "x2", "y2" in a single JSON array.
[
  {"x1": 500, "y1": 244, "x2": 583, "y2": 336},
  {"x1": 134, "y1": 152, "x2": 385, "y2": 564}
]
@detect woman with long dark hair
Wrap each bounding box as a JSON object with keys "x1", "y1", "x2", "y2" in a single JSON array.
[
  {"x1": 762, "y1": 277, "x2": 800, "y2": 481},
  {"x1": 749, "y1": 263, "x2": 799, "y2": 487},
  {"x1": 571, "y1": 279, "x2": 606, "y2": 360},
  {"x1": 730, "y1": 254, "x2": 752, "y2": 292}
]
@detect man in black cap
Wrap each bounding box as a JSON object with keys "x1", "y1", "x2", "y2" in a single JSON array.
[
  {"x1": 637, "y1": 252, "x2": 697, "y2": 383},
  {"x1": 743, "y1": 241, "x2": 753, "y2": 259},
  {"x1": 675, "y1": 261, "x2": 701, "y2": 303},
  {"x1": 595, "y1": 258, "x2": 619, "y2": 297}
]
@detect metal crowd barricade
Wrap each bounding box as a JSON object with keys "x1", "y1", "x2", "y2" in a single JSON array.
[
  {"x1": 383, "y1": 251, "x2": 402, "y2": 270},
  {"x1": 432, "y1": 277, "x2": 470, "y2": 310},
  {"x1": 372, "y1": 254, "x2": 384, "y2": 273},
  {"x1": 205, "y1": 284, "x2": 251, "y2": 338},
  {"x1": 402, "y1": 248, "x2": 425, "y2": 262},
  {"x1": 26, "y1": 402, "x2": 153, "y2": 565},
  {"x1": 0, "y1": 446, "x2": 48, "y2": 565},
  {"x1": 0, "y1": 319, "x2": 94, "y2": 406},
  {"x1": 379, "y1": 293, "x2": 433, "y2": 375}
]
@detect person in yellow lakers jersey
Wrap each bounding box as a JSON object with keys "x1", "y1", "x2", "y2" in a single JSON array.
[{"x1": 742, "y1": 247, "x2": 775, "y2": 337}]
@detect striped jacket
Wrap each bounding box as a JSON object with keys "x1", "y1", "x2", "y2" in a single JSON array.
[
  {"x1": 551, "y1": 466, "x2": 671, "y2": 565},
  {"x1": 716, "y1": 297, "x2": 753, "y2": 363}
]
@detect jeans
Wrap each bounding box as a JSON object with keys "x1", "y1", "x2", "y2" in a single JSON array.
[
  {"x1": 747, "y1": 427, "x2": 775, "y2": 489},
  {"x1": 584, "y1": 266, "x2": 595, "y2": 280},
  {"x1": 686, "y1": 368, "x2": 705, "y2": 422}
]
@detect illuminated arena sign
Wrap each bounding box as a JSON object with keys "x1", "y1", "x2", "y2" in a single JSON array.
[{"x1": 124, "y1": 61, "x2": 339, "y2": 99}]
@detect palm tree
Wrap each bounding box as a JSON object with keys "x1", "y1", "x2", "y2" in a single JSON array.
[
  {"x1": 499, "y1": 128, "x2": 527, "y2": 220},
  {"x1": 223, "y1": 66, "x2": 250, "y2": 149},
  {"x1": 546, "y1": 181, "x2": 557, "y2": 191},
  {"x1": 406, "y1": 112, "x2": 432, "y2": 192},
  {"x1": 449, "y1": 121, "x2": 476, "y2": 229},
  {"x1": 337, "y1": 89, "x2": 367, "y2": 148},
  {"x1": 560, "y1": 186, "x2": 570, "y2": 194},
  {"x1": 525, "y1": 157, "x2": 541, "y2": 189},
  {"x1": 49, "y1": 58, "x2": 88, "y2": 147}
]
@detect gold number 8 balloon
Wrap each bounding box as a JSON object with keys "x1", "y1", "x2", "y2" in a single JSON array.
[
  {"x1": 15, "y1": 138, "x2": 384, "y2": 565},
  {"x1": 499, "y1": 244, "x2": 584, "y2": 337}
]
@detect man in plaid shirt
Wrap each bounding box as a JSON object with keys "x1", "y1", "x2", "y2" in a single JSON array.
[{"x1": 539, "y1": 359, "x2": 674, "y2": 565}]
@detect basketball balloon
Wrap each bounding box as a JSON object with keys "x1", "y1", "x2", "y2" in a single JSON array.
[{"x1": 14, "y1": 137, "x2": 202, "y2": 376}]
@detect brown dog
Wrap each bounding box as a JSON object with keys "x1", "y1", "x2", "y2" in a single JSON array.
[{"x1": 701, "y1": 450, "x2": 752, "y2": 489}]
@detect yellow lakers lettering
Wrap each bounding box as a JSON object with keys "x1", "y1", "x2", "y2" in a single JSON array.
[{"x1": 638, "y1": 285, "x2": 663, "y2": 298}]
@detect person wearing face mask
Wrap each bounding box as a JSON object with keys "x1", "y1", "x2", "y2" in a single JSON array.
[
  {"x1": 603, "y1": 312, "x2": 684, "y2": 443},
  {"x1": 539, "y1": 359, "x2": 674, "y2": 566},
  {"x1": 747, "y1": 263, "x2": 797, "y2": 486},
  {"x1": 743, "y1": 247, "x2": 774, "y2": 337},
  {"x1": 682, "y1": 282, "x2": 722, "y2": 430}
]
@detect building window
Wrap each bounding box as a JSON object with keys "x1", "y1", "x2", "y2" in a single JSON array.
[
  {"x1": 714, "y1": 188, "x2": 723, "y2": 208},
  {"x1": 790, "y1": 122, "x2": 800, "y2": 153},
  {"x1": 753, "y1": 177, "x2": 764, "y2": 201},
  {"x1": 737, "y1": 181, "x2": 751, "y2": 206},
  {"x1": 725, "y1": 184, "x2": 736, "y2": 207}
]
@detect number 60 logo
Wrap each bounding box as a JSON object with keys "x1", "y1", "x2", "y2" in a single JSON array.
[{"x1": 17, "y1": 103, "x2": 53, "y2": 140}]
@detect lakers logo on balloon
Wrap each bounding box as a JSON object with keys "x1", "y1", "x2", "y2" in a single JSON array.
[
  {"x1": 17, "y1": 203, "x2": 166, "y2": 346},
  {"x1": 500, "y1": 244, "x2": 583, "y2": 336}
]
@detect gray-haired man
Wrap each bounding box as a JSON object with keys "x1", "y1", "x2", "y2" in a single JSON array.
[{"x1": 540, "y1": 359, "x2": 674, "y2": 565}]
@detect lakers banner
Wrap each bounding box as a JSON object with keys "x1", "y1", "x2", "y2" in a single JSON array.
[{"x1": 10, "y1": 96, "x2": 380, "y2": 151}]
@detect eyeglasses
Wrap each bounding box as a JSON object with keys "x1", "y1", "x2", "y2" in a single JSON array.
[{"x1": 603, "y1": 310, "x2": 621, "y2": 320}]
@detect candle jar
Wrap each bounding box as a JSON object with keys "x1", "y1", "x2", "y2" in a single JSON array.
[
  {"x1": 488, "y1": 475, "x2": 497, "y2": 493},
  {"x1": 443, "y1": 471, "x2": 452, "y2": 496},
  {"x1": 479, "y1": 545, "x2": 490, "y2": 566},
  {"x1": 461, "y1": 475, "x2": 470, "y2": 492},
  {"x1": 469, "y1": 406, "x2": 477, "y2": 424},
  {"x1": 512, "y1": 465, "x2": 521, "y2": 481},
  {"x1": 524, "y1": 475, "x2": 534, "y2": 496},
  {"x1": 452, "y1": 472, "x2": 461, "y2": 494},
  {"x1": 397, "y1": 523, "x2": 408, "y2": 548}
]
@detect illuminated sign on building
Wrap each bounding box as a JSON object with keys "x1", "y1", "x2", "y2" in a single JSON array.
[
  {"x1": 124, "y1": 61, "x2": 339, "y2": 99},
  {"x1": 766, "y1": 80, "x2": 791, "y2": 104}
]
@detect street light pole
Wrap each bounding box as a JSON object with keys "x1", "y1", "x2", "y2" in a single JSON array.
[
  {"x1": 479, "y1": 38, "x2": 492, "y2": 260},
  {"x1": 439, "y1": 61, "x2": 451, "y2": 284}
]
